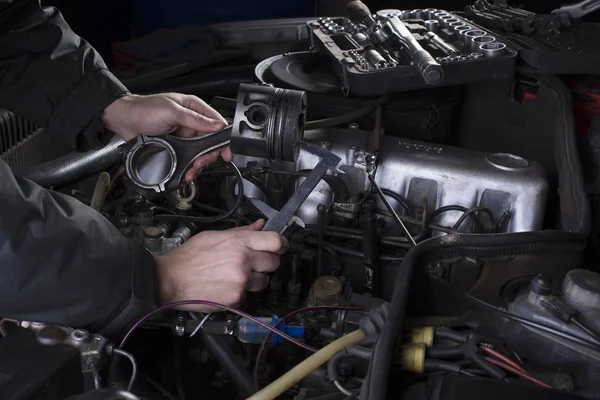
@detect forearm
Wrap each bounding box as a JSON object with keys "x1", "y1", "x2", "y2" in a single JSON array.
[
  {"x1": 0, "y1": 0, "x2": 129, "y2": 149},
  {"x1": 0, "y1": 159, "x2": 157, "y2": 337}
]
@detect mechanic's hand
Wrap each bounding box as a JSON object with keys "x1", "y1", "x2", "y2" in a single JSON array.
[
  {"x1": 153, "y1": 220, "x2": 288, "y2": 311},
  {"x1": 102, "y1": 93, "x2": 232, "y2": 182}
]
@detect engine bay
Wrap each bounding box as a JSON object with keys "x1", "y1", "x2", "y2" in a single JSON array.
[{"x1": 0, "y1": 4, "x2": 598, "y2": 400}]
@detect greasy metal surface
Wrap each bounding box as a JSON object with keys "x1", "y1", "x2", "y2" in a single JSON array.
[
  {"x1": 21, "y1": 322, "x2": 110, "y2": 373},
  {"x1": 262, "y1": 141, "x2": 341, "y2": 233},
  {"x1": 143, "y1": 226, "x2": 194, "y2": 255},
  {"x1": 368, "y1": 174, "x2": 417, "y2": 245},
  {"x1": 231, "y1": 84, "x2": 306, "y2": 163},
  {"x1": 298, "y1": 128, "x2": 547, "y2": 233},
  {"x1": 124, "y1": 127, "x2": 232, "y2": 192}
]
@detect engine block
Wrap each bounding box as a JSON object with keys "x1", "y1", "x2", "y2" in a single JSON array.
[{"x1": 295, "y1": 128, "x2": 548, "y2": 233}]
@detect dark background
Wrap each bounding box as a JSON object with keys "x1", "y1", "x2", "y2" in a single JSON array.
[{"x1": 43, "y1": 0, "x2": 567, "y2": 62}]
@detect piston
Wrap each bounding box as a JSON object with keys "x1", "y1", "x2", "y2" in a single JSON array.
[{"x1": 123, "y1": 84, "x2": 307, "y2": 193}]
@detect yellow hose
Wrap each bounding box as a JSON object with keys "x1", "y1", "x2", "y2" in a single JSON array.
[{"x1": 247, "y1": 329, "x2": 366, "y2": 400}]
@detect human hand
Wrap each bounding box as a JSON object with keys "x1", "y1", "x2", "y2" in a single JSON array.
[
  {"x1": 103, "y1": 93, "x2": 232, "y2": 182},
  {"x1": 153, "y1": 220, "x2": 289, "y2": 311}
]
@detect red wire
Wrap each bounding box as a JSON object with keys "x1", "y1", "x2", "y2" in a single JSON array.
[
  {"x1": 481, "y1": 346, "x2": 528, "y2": 374},
  {"x1": 484, "y1": 356, "x2": 552, "y2": 389}
]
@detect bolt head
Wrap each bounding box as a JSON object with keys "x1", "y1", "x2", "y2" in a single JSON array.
[{"x1": 71, "y1": 329, "x2": 89, "y2": 341}]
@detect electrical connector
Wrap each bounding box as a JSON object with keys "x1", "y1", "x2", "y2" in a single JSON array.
[
  {"x1": 540, "y1": 297, "x2": 578, "y2": 323},
  {"x1": 397, "y1": 344, "x2": 426, "y2": 373},
  {"x1": 408, "y1": 327, "x2": 435, "y2": 347},
  {"x1": 237, "y1": 315, "x2": 304, "y2": 346}
]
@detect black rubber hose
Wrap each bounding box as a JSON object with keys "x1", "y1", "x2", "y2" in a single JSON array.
[
  {"x1": 426, "y1": 345, "x2": 464, "y2": 360},
  {"x1": 303, "y1": 237, "x2": 405, "y2": 262},
  {"x1": 435, "y1": 327, "x2": 468, "y2": 344},
  {"x1": 380, "y1": 189, "x2": 413, "y2": 216},
  {"x1": 470, "y1": 353, "x2": 505, "y2": 380},
  {"x1": 361, "y1": 230, "x2": 587, "y2": 400},
  {"x1": 532, "y1": 74, "x2": 590, "y2": 235},
  {"x1": 16, "y1": 135, "x2": 124, "y2": 188},
  {"x1": 318, "y1": 242, "x2": 346, "y2": 274},
  {"x1": 350, "y1": 294, "x2": 386, "y2": 312},
  {"x1": 202, "y1": 334, "x2": 255, "y2": 397},
  {"x1": 155, "y1": 162, "x2": 243, "y2": 224},
  {"x1": 452, "y1": 207, "x2": 496, "y2": 233},
  {"x1": 423, "y1": 359, "x2": 461, "y2": 374},
  {"x1": 303, "y1": 225, "x2": 413, "y2": 249},
  {"x1": 305, "y1": 226, "x2": 362, "y2": 241},
  {"x1": 305, "y1": 95, "x2": 392, "y2": 130},
  {"x1": 347, "y1": 344, "x2": 373, "y2": 360},
  {"x1": 194, "y1": 204, "x2": 252, "y2": 226},
  {"x1": 429, "y1": 205, "x2": 486, "y2": 233}
]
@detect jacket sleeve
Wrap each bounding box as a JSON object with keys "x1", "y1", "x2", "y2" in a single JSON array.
[
  {"x1": 0, "y1": 0, "x2": 130, "y2": 149},
  {"x1": 0, "y1": 0, "x2": 158, "y2": 337},
  {"x1": 0, "y1": 158, "x2": 158, "y2": 337}
]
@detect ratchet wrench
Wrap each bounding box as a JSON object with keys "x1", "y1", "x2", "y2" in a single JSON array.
[
  {"x1": 346, "y1": 1, "x2": 444, "y2": 85},
  {"x1": 382, "y1": 15, "x2": 444, "y2": 85},
  {"x1": 553, "y1": 0, "x2": 600, "y2": 18}
]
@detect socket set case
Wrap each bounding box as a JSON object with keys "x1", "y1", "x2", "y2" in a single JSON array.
[
  {"x1": 308, "y1": 9, "x2": 518, "y2": 96},
  {"x1": 499, "y1": 27, "x2": 600, "y2": 74},
  {"x1": 464, "y1": 1, "x2": 600, "y2": 75}
]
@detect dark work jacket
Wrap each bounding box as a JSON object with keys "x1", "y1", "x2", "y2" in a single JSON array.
[{"x1": 0, "y1": 0, "x2": 157, "y2": 337}]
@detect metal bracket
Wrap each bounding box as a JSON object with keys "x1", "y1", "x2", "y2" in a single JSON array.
[{"x1": 19, "y1": 323, "x2": 110, "y2": 374}]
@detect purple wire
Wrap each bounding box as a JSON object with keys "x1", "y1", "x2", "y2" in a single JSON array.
[
  {"x1": 118, "y1": 300, "x2": 317, "y2": 351},
  {"x1": 253, "y1": 305, "x2": 360, "y2": 390}
]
